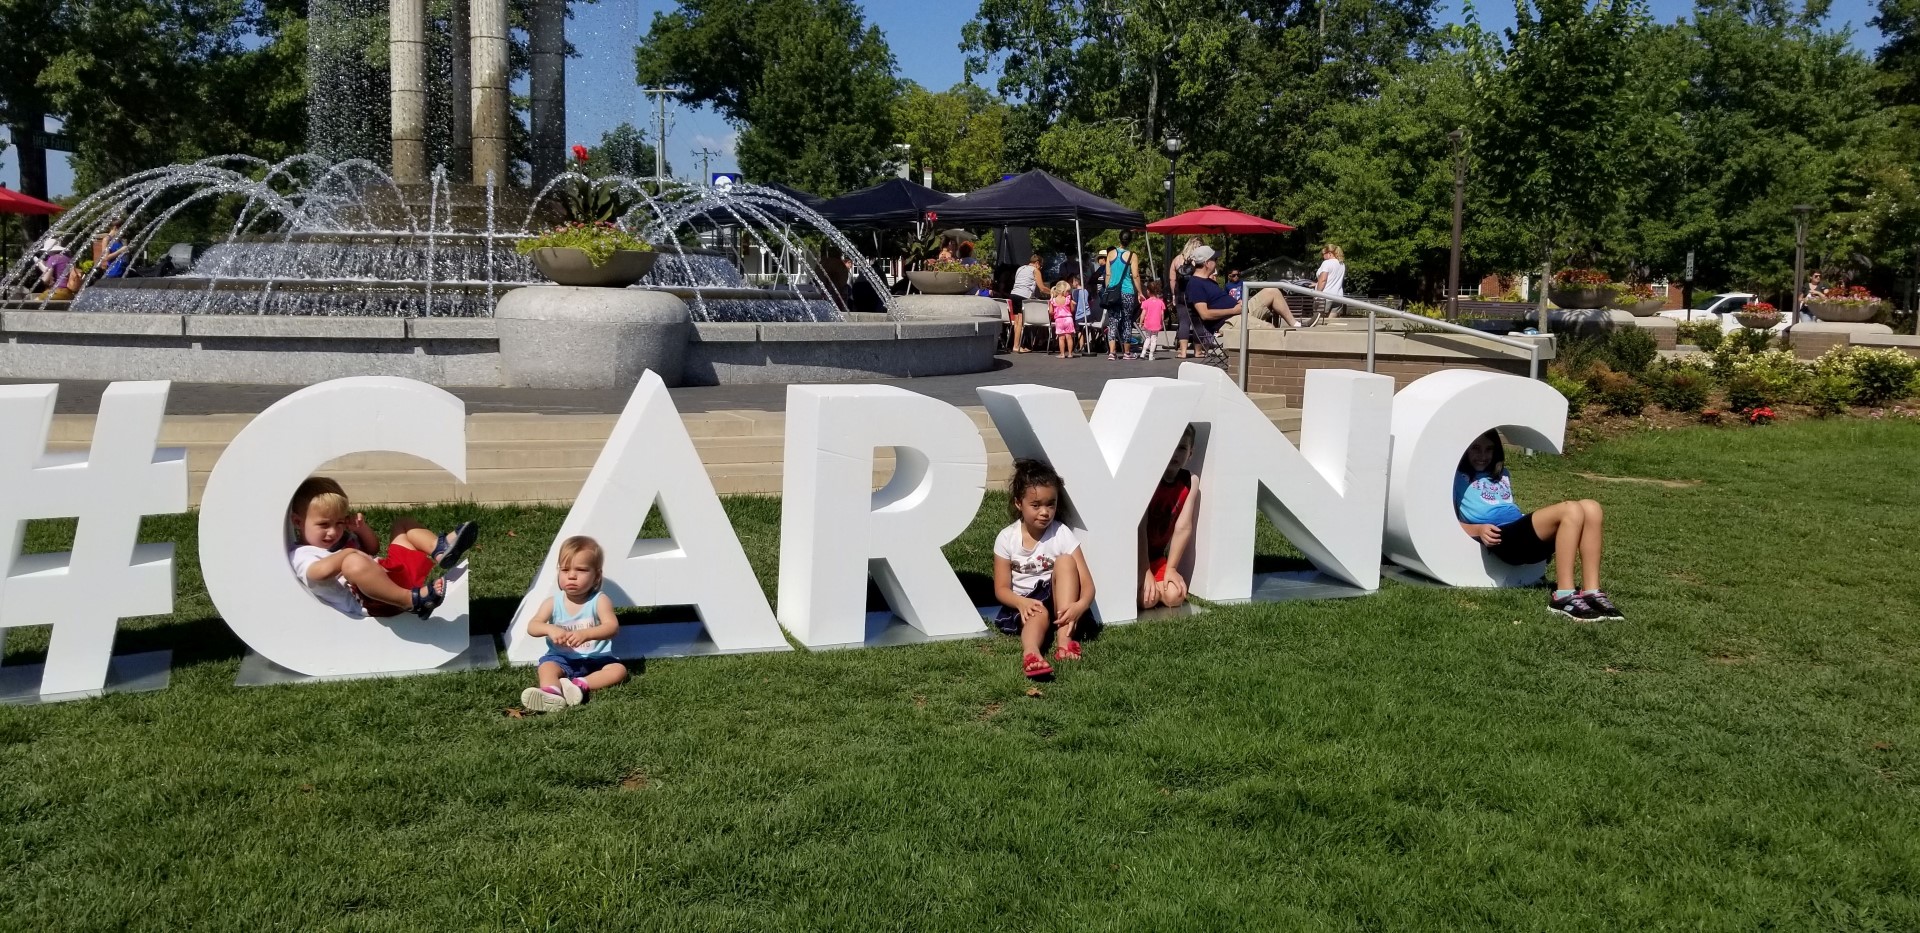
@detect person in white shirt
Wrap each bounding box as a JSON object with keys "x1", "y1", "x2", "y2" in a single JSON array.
[
  {"x1": 992, "y1": 459, "x2": 1094, "y2": 680},
  {"x1": 1008, "y1": 252, "x2": 1049, "y2": 353},
  {"x1": 1315, "y1": 244, "x2": 1347, "y2": 318}
]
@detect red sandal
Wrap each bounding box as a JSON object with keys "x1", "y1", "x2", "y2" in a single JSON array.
[
  {"x1": 1022, "y1": 653, "x2": 1054, "y2": 679},
  {"x1": 1052, "y1": 639, "x2": 1082, "y2": 662}
]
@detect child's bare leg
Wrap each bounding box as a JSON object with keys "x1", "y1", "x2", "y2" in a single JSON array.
[
  {"x1": 387, "y1": 517, "x2": 438, "y2": 553},
  {"x1": 1529, "y1": 502, "x2": 1585, "y2": 591},
  {"x1": 1020, "y1": 611, "x2": 1049, "y2": 658},
  {"x1": 1158, "y1": 579, "x2": 1187, "y2": 608},
  {"x1": 1576, "y1": 499, "x2": 1604, "y2": 591},
  {"x1": 578, "y1": 662, "x2": 628, "y2": 690},
  {"x1": 1051, "y1": 561, "x2": 1081, "y2": 642},
  {"x1": 337, "y1": 550, "x2": 426, "y2": 609},
  {"x1": 536, "y1": 661, "x2": 567, "y2": 690}
]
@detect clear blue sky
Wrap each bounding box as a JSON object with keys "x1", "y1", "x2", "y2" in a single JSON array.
[{"x1": 3, "y1": 0, "x2": 1888, "y2": 197}]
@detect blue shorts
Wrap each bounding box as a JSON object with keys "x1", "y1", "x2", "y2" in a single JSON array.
[{"x1": 538, "y1": 653, "x2": 618, "y2": 679}]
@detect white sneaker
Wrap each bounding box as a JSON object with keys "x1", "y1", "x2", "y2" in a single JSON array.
[
  {"x1": 559, "y1": 678, "x2": 585, "y2": 706},
  {"x1": 520, "y1": 686, "x2": 567, "y2": 713}
]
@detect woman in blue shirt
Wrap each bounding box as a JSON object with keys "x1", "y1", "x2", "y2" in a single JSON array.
[{"x1": 1457, "y1": 429, "x2": 1623, "y2": 622}]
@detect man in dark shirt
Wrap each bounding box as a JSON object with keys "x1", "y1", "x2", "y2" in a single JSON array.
[{"x1": 1184, "y1": 246, "x2": 1240, "y2": 336}]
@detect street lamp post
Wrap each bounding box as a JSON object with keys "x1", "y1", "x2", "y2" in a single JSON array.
[
  {"x1": 1447, "y1": 128, "x2": 1466, "y2": 321},
  {"x1": 1163, "y1": 135, "x2": 1184, "y2": 277},
  {"x1": 1792, "y1": 203, "x2": 1812, "y2": 327}
]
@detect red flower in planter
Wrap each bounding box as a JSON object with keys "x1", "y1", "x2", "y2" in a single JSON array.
[{"x1": 571, "y1": 144, "x2": 590, "y2": 164}]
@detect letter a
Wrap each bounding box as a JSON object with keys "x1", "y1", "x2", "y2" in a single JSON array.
[
  {"x1": 977, "y1": 378, "x2": 1202, "y2": 624},
  {"x1": 1179, "y1": 363, "x2": 1394, "y2": 596},
  {"x1": 776, "y1": 385, "x2": 988, "y2": 647},
  {"x1": 504, "y1": 371, "x2": 785, "y2": 663},
  {"x1": 1384, "y1": 370, "x2": 1566, "y2": 587}
]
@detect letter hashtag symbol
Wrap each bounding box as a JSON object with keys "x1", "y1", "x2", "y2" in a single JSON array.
[{"x1": 0, "y1": 383, "x2": 186, "y2": 698}]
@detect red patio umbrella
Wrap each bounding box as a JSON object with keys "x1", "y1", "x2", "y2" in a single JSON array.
[
  {"x1": 1145, "y1": 204, "x2": 1293, "y2": 236},
  {"x1": 0, "y1": 185, "x2": 65, "y2": 215}
]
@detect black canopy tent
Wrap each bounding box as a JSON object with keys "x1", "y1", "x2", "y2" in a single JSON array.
[
  {"x1": 816, "y1": 178, "x2": 952, "y2": 230},
  {"x1": 933, "y1": 171, "x2": 1147, "y2": 288}
]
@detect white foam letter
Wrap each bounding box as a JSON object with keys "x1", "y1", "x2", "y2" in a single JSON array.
[
  {"x1": 199, "y1": 377, "x2": 473, "y2": 677},
  {"x1": 776, "y1": 385, "x2": 988, "y2": 647},
  {"x1": 1384, "y1": 370, "x2": 1567, "y2": 587},
  {"x1": 505, "y1": 371, "x2": 785, "y2": 663},
  {"x1": 977, "y1": 378, "x2": 1202, "y2": 624},
  {"x1": 1179, "y1": 363, "x2": 1394, "y2": 596}
]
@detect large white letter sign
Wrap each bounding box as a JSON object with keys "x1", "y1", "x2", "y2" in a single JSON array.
[
  {"x1": 1178, "y1": 363, "x2": 1394, "y2": 597},
  {"x1": 776, "y1": 385, "x2": 988, "y2": 647},
  {"x1": 0, "y1": 382, "x2": 185, "y2": 698},
  {"x1": 199, "y1": 377, "x2": 474, "y2": 677},
  {"x1": 977, "y1": 378, "x2": 1202, "y2": 625},
  {"x1": 504, "y1": 371, "x2": 786, "y2": 663},
  {"x1": 1384, "y1": 369, "x2": 1567, "y2": 587}
]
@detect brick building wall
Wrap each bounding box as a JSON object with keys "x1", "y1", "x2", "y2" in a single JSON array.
[{"x1": 1229, "y1": 350, "x2": 1533, "y2": 402}]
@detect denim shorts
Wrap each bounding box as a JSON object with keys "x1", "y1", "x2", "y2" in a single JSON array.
[{"x1": 538, "y1": 653, "x2": 617, "y2": 679}]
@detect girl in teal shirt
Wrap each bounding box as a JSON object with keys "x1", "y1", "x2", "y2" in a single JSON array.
[{"x1": 1457, "y1": 429, "x2": 1623, "y2": 622}]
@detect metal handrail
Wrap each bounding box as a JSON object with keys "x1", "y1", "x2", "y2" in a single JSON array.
[{"x1": 1233, "y1": 280, "x2": 1544, "y2": 389}]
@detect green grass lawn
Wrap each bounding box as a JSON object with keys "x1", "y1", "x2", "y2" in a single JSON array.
[{"x1": 3, "y1": 419, "x2": 1919, "y2": 930}]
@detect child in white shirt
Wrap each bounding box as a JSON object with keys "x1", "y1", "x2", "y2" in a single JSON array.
[{"x1": 992, "y1": 459, "x2": 1095, "y2": 680}]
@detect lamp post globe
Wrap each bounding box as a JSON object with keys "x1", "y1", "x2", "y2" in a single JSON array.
[{"x1": 1163, "y1": 135, "x2": 1184, "y2": 275}]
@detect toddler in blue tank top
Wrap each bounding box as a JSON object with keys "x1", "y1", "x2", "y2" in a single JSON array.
[{"x1": 520, "y1": 535, "x2": 629, "y2": 712}]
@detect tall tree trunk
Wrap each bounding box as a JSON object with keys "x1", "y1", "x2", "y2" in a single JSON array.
[
  {"x1": 11, "y1": 117, "x2": 50, "y2": 238},
  {"x1": 529, "y1": 0, "x2": 566, "y2": 187}
]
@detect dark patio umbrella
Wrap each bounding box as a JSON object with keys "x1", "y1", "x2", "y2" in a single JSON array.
[{"x1": 817, "y1": 178, "x2": 952, "y2": 229}]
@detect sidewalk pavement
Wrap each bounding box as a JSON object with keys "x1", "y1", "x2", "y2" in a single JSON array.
[{"x1": 8, "y1": 350, "x2": 1192, "y2": 415}]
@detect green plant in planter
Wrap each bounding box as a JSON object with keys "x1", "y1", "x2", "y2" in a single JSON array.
[
  {"x1": 556, "y1": 179, "x2": 642, "y2": 225},
  {"x1": 1553, "y1": 268, "x2": 1611, "y2": 287},
  {"x1": 920, "y1": 260, "x2": 994, "y2": 287},
  {"x1": 514, "y1": 222, "x2": 652, "y2": 267}
]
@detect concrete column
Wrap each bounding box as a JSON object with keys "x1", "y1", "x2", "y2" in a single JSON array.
[
  {"x1": 529, "y1": 0, "x2": 567, "y2": 186},
  {"x1": 470, "y1": 0, "x2": 511, "y2": 186},
  {"x1": 448, "y1": 0, "x2": 472, "y2": 178},
  {"x1": 388, "y1": 0, "x2": 427, "y2": 184}
]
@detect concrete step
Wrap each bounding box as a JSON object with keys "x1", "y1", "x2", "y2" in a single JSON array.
[{"x1": 46, "y1": 393, "x2": 1301, "y2": 507}]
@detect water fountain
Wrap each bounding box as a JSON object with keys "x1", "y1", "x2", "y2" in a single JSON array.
[{"x1": 0, "y1": 0, "x2": 1001, "y2": 387}]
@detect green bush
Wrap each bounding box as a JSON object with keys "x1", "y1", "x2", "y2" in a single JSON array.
[
  {"x1": 1595, "y1": 370, "x2": 1649, "y2": 416},
  {"x1": 1727, "y1": 326, "x2": 1775, "y2": 355},
  {"x1": 1649, "y1": 364, "x2": 1713, "y2": 412},
  {"x1": 1718, "y1": 348, "x2": 1810, "y2": 403},
  {"x1": 1850, "y1": 349, "x2": 1920, "y2": 406},
  {"x1": 1807, "y1": 372, "x2": 1859, "y2": 416},
  {"x1": 1604, "y1": 326, "x2": 1659, "y2": 375},
  {"x1": 1546, "y1": 368, "x2": 1591, "y2": 414},
  {"x1": 1724, "y1": 373, "x2": 1776, "y2": 413},
  {"x1": 1676, "y1": 319, "x2": 1723, "y2": 351}
]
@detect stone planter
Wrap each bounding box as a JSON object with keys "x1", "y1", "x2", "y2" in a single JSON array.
[
  {"x1": 1806, "y1": 300, "x2": 1884, "y2": 324},
  {"x1": 1548, "y1": 285, "x2": 1611, "y2": 309},
  {"x1": 905, "y1": 270, "x2": 984, "y2": 295},
  {"x1": 529, "y1": 247, "x2": 657, "y2": 288},
  {"x1": 1734, "y1": 311, "x2": 1781, "y2": 331},
  {"x1": 494, "y1": 285, "x2": 691, "y2": 388},
  {"x1": 1609, "y1": 297, "x2": 1666, "y2": 317}
]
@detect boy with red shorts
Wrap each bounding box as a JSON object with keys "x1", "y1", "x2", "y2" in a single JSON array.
[{"x1": 287, "y1": 477, "x2": 477, "y2": 618}]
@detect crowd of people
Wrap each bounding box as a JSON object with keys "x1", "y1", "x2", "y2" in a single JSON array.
[
  {"x1": 12, "y1": 219, "x2": 133, "y2": 300},
  {"x1": 980, "y1": 235, "x2": 1351, "y2": 362}
]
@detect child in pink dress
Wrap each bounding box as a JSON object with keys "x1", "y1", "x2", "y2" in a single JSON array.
[
  {"x1": 1049, "y1": 280, "x2": 1077, "y2": 358},
  {"x1": 1139, "y1": 281, "x2": 1166, "y2": 361}
]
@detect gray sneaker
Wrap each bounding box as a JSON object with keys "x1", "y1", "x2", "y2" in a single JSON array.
[
  {"x1": 1584, "y1": 591, "x2": 1625, "y2": 621},
  {"x1": 520, "y1": 686, "x2": 567, "y2": 713}
]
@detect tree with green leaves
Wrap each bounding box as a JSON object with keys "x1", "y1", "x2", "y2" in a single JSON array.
[
  {"x1": 893, "y1": 82, "x2": 1007, "y2": 192},
  {"x1": 634, "y1": 0, "x2": 901, "y2": 196},
  {"x1": 579, "y1": 122, "x2": 666, "y2": 179}
]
